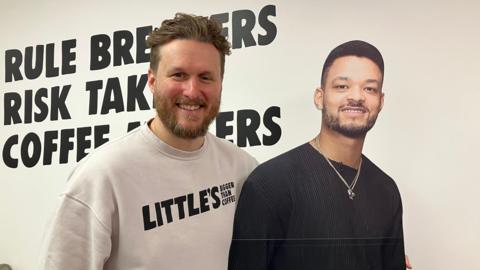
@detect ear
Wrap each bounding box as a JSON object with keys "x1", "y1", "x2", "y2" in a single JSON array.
[
  {"x1": 147, "y1": 68, "x2": 156, "y2": 94},
  {"x1": 314, "y1": 87, "x2": 324, "y2": 110},
  {"x1": 379, "y1": 91, "x2": 385, "y2": 112}
]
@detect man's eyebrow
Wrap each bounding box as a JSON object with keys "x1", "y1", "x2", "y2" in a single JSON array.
[
  {"x1": 365, "y1": 79, "x2": 380, "y2": 84},
  {"x1": 332, "y1": 76, "x2": 349, "y2": 82},
  {"x1": 199, "y1": 71, "x2": 214, "y2": 75},
  {"x1": 167, "y1": 67, "x2": 184, "y2": 73}
]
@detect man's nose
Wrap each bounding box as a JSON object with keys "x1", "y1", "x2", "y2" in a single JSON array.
[
  {"x1": 347, "y1": 85, "x2": 365, "y2": 102},
  {"x1": 183, "y1": 77, "x2": 202, "y2": 98}
]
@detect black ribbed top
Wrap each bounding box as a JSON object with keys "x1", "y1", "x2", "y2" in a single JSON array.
[{"x1": 229, "y1": 143, "x2": 405, "y2": 270}]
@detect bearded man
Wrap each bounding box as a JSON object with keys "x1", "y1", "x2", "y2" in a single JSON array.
[{"x1": 39, "y1": 13, "x2": 257, "y2": 270}]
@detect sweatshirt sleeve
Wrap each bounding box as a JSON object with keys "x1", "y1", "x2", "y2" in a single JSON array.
[{"x1": 39, "y1": 195, "x2": 112, "y2": 270}]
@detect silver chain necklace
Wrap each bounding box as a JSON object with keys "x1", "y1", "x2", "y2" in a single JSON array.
[{"x1": 313, "y1": 139, "x2": 363, "y2": 200}]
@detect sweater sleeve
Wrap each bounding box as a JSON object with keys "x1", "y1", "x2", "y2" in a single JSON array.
[
  {"x1": 382, "y1": 188, "x2": 406, "y2": 270},
  {"x1": 39, "y1": 195, "x2": 112, "y2": 270},
  {"x1": 228, "y1": 174, "x2": 285, "y2": 270}
]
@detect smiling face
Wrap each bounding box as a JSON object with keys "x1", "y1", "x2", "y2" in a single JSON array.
[
  {"x1": 316, "y1": 56, "x2": 384, "y2": 138},
  {"x1": 148, "y1": 39, "x2": 222, "y2": 139}
]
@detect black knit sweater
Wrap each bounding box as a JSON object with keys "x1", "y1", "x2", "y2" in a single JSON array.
[{"x1": 229, "y1": 143, "x2": 405, "y2": 270}]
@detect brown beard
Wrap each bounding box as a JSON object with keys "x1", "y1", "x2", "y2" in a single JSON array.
[
  {"x1": 322, "y1": 103, "x2": 378, "y2": 138},
  {"x1": 154, "y1": 92, "x2": 220, "y2": 139}
]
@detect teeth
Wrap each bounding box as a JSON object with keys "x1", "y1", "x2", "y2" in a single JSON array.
[
  {"x1": 343, "y1": 109, "x2": 364, "y2": 112},
  {"x1": 179, "y1": 104, "x2": 200, "y2": 111}
]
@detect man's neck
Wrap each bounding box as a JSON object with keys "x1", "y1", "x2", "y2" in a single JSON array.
[
  {"x1": 149, "y1": 116, "x2": 205, "y2": 152},
  {"x1": 312, "y1": 127, "x2": 365, "y2": 169}
]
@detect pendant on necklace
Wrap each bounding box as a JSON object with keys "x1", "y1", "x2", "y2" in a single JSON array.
[{"x1": 347, "y1": 189, "x2": 355, "y2": 200}]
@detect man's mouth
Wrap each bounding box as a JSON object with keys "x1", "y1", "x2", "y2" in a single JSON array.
[
  {"x1": 340, "y1": 106, "x2": 367, "y2": 113},
  {"x1": 175, "y1": 97, "x2": 207, "y2": 111},
  {"x1": 177, "y1": 104, "x2": 202, "y2": 111}
]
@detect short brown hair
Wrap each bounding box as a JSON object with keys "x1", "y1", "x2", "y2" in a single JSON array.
[{"x1": 146, "y1": 13, "x2": 231, "y2": 77}]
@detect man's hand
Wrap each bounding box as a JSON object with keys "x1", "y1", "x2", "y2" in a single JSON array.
[{"x1": 406, "y1": 255, "x2": 412, "y2": 269}]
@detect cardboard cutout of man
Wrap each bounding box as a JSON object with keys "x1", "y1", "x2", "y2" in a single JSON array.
[{"x1": 229, "y1": 40, "x2": 407, "y2": 270}]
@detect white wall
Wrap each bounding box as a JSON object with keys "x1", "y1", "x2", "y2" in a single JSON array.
[{"x1": 1, "y1": 0, "x2": 479, "y2": 269}]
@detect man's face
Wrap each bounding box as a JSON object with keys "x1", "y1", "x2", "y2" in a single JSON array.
[
  {"x1": 148, "y1": 39, "x2": 222, "y2": 139},
  {"x1": 316, "y1": 56, "x2": 384, "y2": 138}
]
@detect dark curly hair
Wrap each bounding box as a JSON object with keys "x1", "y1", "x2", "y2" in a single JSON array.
[{"x1": 147, "y1": 13, "x2": 231, "y2": 77}]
